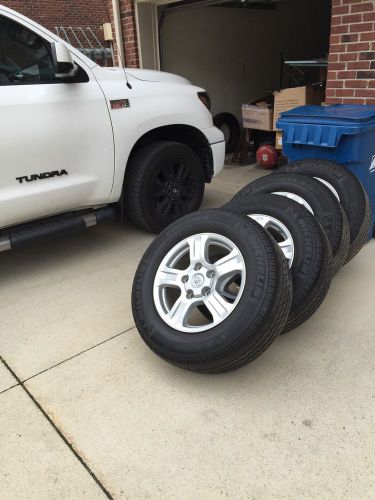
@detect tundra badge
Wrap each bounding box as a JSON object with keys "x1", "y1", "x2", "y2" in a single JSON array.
[{"x1": 16, "y1": 170, "x2": 68, "y2": 184}]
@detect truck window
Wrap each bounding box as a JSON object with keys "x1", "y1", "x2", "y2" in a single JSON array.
[
  {"x1": 0, "y1": 16, "x2": 56, "y2": 85},
  {"x1": 0, "y1": 16, "x2": 88, "y2": 85}
]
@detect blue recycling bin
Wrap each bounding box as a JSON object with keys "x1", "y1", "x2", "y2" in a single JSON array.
[{"x1": 277, "y1": 104, "x2": 375, "y2": 233}]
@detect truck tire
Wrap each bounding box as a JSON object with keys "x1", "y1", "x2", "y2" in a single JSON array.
[
  {"x1": 213, "y1": 112, "x2": 240, "y2": 154},
  {"x1": 124, "y1": 141, "x2": 205, "y2": 233},
  {"x1": 227, "y1": 172, "x2": 350, "y2": 274},
  {"x1": 226, "y1": 194, "x2": 333, "y2": 333},
  {"x1": 280, "y1": 159, "x2": 372, "y2": 262},
  {"x1": 132, "y1": 210, "x2": 293, "y2": 373}
]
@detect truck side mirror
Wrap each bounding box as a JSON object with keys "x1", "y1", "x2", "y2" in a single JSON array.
[{"x1": 51, "y1": 42, "x2": 78, "y2": 79}]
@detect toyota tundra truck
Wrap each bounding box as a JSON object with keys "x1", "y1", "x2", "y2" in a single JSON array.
[{"x1": 0, "y1": 5, "x2": 225, "y2": 252}]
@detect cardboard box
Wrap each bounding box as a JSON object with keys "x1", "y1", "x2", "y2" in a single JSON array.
[
  {"x1": 273, "y1": 86, "x2": 325, "y2": 131},
  {"x1": 275, "y1": 131, "x2": 283, "y2": 150},
  {"x1": 242, "y1": 104, "x2": 273, "y2": 131}
]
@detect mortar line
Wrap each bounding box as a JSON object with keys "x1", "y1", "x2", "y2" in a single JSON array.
[
  {"x1": 0, "y1": 356, "x2": 114, "y2": 500},
  {"x1": 22, "y1": 325, "x2": 136, "y2": 383}
]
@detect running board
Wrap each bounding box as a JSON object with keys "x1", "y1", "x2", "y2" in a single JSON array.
[{"x1": 0, "y1": 207, "x2": 117, "y2": 252}]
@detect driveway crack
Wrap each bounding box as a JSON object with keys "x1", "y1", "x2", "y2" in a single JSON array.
[{"x1": 0, "y1": 356, "x2": 114, "y2": 499}]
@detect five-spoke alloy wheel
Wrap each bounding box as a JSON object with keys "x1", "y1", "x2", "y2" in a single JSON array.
[{"x1": 132, "y1": 210, "x2": 293, "y2": 373}]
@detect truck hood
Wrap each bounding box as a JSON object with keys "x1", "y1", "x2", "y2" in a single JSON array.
[{"x1": 125, "y1": 68, "x2": 191, "y2": 85}]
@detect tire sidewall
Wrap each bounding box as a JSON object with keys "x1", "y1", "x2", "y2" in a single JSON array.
[
  {"x1": 282, "y1": 159, "x2": 364, "y2": 239},
  {"x1": 132, "y1": 211, "x2": 282, "y2": 358},
  {"x1": 230, "y1": 173, "x2": 336, "y2": 246},
  {"x1": 226, "y1": 195, "x2": 322, "y2": 304}
]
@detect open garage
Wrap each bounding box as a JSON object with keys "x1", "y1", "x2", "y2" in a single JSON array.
[{"x1": 136, "y1": 0, "x2": 331, "y2": 119}]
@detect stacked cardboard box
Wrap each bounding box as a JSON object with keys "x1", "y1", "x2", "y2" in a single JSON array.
[{"x1": 242, "y1": 86, "x2": 325, "y2": 150}]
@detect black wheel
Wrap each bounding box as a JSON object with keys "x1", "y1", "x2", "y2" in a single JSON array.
[
  {"x1": 226, "y1": 194, "x2": 333, "y2": 333},
  {"x1": 213, "y1": 113, "x2": 240, "y2": 154},
  {"x1": 227, "y1": 172, "x2": 350, "y2": 275},
  {"x1": 124, "y1": 141, "x2": 205, "y2": 233},
  {"x1": 132, "y1": 210, "x2": 293, "y2": 373},
  {"x1": 280, "y1": 159, "x2": 372, "y2": 262}
]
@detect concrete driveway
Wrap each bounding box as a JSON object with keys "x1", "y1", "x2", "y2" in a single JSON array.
[{"x1": 1, "y1": 164, "x2": 374, "y2": 499}]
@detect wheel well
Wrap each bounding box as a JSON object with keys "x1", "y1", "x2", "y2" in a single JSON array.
[{"x1": 129, "y1": 125, "x2": 214, "y2": 182}]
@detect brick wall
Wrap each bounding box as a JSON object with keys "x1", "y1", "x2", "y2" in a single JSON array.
[
  {"x1": 326, "y1": 0, "x2": 375, "y2": 105},
  {"x1": 2, "y1": 0, "x2": 111, "y2": 46},
  {"x1": 119, "y1": 0, "x2": 139, "y2": 67},
  {"x1": 106, "y1": 0, "x2": 139, "y2": 68}
]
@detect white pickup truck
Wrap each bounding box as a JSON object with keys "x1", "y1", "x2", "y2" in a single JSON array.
[{"x1": 0, "y1": 5, "x2": 225, "y2": 251}]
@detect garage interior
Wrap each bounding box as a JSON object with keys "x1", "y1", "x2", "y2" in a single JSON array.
[{"x1": 135, "y1": 0, "x2": 331, "y2": 120}]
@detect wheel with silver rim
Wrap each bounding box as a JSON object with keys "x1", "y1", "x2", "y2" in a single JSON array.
[
  {"x1": 248, "y1": 214, "x2": 295, "y2": 267},
  {"x1": 132, "y1": 209, "x2": 293, "y2": 373},
  {"x1": 225, "y1": 194, "x2": 334, "y2": 333},
  {"x1": 227, "y1": 172, "x2": 350, "y2": 274},
  {"x1": 153, "y1": 233, "x2": 246, "y2": 332}
]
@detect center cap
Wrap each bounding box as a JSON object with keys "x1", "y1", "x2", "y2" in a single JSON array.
[{"x1": 191, "y1": 273, "x2": 204, "y2": 288}]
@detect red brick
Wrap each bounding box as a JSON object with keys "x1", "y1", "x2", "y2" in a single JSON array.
[
  {"x1": 341, "y1": 33, "x2": 359, "y2": 42},
  {"x1": 331, "y1": 24, "x2": 350, "y2": 34},
  {"x1": 330, "y1": 34, "x2": 341, "y2": 44},
  {"x1": 328, "y1": 71, "x2": 338, "y2": 81},
  {"x1": 357, "y1": 70, "x2": 375, "y2": 78},
  {"x1": 331, "y1": 15, "x2": 342, "y2": 26},
  {"x1": 329, "y1": 53, "x2": 339, "y2": 63},
  {"x1": 342, "y1": 14, "x2": 363, "y2": 24},
  {"x1": 329, "y1": 62, "x2": 347, "y2": 70},
  {"x1": 342, "y1": 98, "x2": 365, "y2": 104},
  {"x1": 363, "y1": 12, "x2": 375, "y2": 22},
  {"x1": 366, "y1": 99, "x2": 375, "y2": 104},
  {"x1": 327, "y1": 79, "x2": 344, "y2": 88},
  {"x1": 326, "y1": 97, "x2": 344, "y2": 105},
  {"x1": 351, "y1": 2, "x2": 375, "y2": 13},
  {"x1": 360, "y1": 32, "x2": 375, "y2": 41},
  {"x1": 326, "y1": 89, "x2": 336, "y2": 98},
  {"x1": 346, "y1": 42, "x2": 370, "y2": 51},
  {"x1": 345, "y1": 79, "x2": 368, "y2": 88},
  {"x1": 330, "y1": 44, "x2": 348, "y2": 53},
  {"x1": 340, "y1": 52, "x2": 358, "y2": 61},
  {"x1": 332, "y1": 5, "x2": 350, "y2": 15},
  {"x1": 359, "y1": 51, "x2": 375, "y2": 60},
  {"x1": 337, "y1": 70, "x2": 357, "y2": 79},
  {"x1": 370, "y1": 81, "x2": 375, "y2": 88},
  {"x1": 336, "y1": 89, "x2": 355, "y2": 97},
  {"x1": 350, "y1": 22, "x2": 374, "y2": 32},
  {"x1": 355, "y1": 89, "x2": 375, "y2": 97},
  {"x1": 347, "y1": 60, "x2": 371, "y2": 69}
]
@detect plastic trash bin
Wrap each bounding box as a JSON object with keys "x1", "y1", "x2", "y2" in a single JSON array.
[{"x1": 277, "y1": 104, "x2": 375, "y2": 233}]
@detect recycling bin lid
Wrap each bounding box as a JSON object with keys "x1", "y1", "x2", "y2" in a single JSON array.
[{"x1": 278, "y1": 104, "x2": 375, "y2": 126}]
